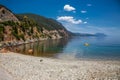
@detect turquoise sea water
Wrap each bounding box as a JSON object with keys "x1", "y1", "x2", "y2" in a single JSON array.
[
  {"x1": 15, "y1": 35, "x2": 120, "y2": 60},
  {"x1": 57, "y1": 36, "x2": 120, "y2": 60}
]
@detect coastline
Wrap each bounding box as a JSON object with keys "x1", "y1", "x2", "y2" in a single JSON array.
[
  {"x1": 0, "y1": 52, "x2": 120, "y2": 80},
  {"x1": 0, "y1": 37, "x2": 64, "y2": 53},
  {"x1": 0, "y1": 37, "x2": 59, "y2": 48}
]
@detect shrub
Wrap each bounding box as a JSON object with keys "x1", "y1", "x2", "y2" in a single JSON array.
[
  {"x1": 19, "y1": 34, "x2": 25, "y2": 41},
  {"x1": 12, "y1": 31, "x2": 20, "y2": 40}
]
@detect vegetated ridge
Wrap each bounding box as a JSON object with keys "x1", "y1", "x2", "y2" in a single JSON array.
[{"x1": 0, "y1": 5, "x2": 70, "y2": 43}]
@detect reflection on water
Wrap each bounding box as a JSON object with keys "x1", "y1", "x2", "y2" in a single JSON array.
[
  {"x1": 13, "y1": 36, "x2": 120, "y2": 60},
  {"x1": 13, "y1": 39, "x2": 68, "y2": 58}
]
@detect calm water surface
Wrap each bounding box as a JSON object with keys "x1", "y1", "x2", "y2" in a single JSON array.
[{"x1": 14, "y1": 36, "x2": 120, "y2": 60}]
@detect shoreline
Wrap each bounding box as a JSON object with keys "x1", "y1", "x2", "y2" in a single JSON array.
[
  {"x1": 0, "y1": 38, "x2": 64, "y2": 53},
  {"x1": 0, "y1": 37, "x2": 64, "y2": 50},
  {"x1": 0, "y1": 52, "x2": 120, "y2": 80}
]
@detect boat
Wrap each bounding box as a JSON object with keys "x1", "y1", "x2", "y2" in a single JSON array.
[{"x1": 84, "y1": 43, "x2": 89, "y2": 46}]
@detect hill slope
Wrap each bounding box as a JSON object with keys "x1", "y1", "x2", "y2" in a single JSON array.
[
  {"x1": 0, "y1": 5, "x2": 70, "y2": 43},
  {"x1": 0, "y1": 5, "x2": 19, "y2": 22},
  {"x1": 17, "y1": 13, "x2": 66, "y2": 30}
]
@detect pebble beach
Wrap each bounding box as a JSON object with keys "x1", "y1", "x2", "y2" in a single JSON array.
[{"x1": 0, "y1": 52, "x2": 120, "y2": 80}]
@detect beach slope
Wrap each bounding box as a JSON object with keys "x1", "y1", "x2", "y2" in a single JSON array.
[{"x1": 0, "y1": 52, "x2": 120, "y2": 80}]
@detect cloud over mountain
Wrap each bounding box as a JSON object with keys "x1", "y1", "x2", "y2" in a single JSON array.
[{"x1": 57, "y1": 16, "x2": 82, "y2": 24}]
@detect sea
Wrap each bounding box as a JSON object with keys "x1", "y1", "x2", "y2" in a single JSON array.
[{"x1": 14, "y1": 35, "x2": 120, "y2": 60}]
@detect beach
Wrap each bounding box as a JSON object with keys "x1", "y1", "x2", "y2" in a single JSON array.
[{"x1": 0, "y1": 52, "x2": 120, "y2": 80}]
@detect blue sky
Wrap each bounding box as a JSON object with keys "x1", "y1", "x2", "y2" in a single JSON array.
[{"x1": 0, "y1": 0, "x2": 120, "y2": 35}]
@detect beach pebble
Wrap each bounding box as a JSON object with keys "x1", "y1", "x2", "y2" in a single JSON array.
[
  {"x1": 0, "y1": 52, "x2": 120, "y2": 80},
  {"x1": 40, "y1": 59, "x2": 43, "y2": 62}
]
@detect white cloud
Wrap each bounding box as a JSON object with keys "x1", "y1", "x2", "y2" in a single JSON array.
[
  {"x1": 64, "y1": 4, "x2": 75, "y2": 11},
  {"x1": 83, "y1": 21, "x2": 87, "y2": 24},
  {"x1": 62, "y1": 23, "x2": 120, "y2": 36},
  {"x1": 87, "y1": 4, "x2": 92, "y2": 6},
  {"x1": 57, "y1": 16, "x2": 82, "y2": 24},
  {"x1": 81, "y1": 10, "x2": 87, "y2": 13}
]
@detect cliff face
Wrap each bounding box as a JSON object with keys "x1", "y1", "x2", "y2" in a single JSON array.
[
  {"x1": 0, "y1": 5, "x2": 70, "y2": 42},
  {"x1": 16, "y1": 14, "x2": 70, "y2": 38},
  {"x1": 0, "y1": 5, "x2": 19, "y2": 22}
]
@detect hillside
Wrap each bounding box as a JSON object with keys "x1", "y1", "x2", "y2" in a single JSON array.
[
  {"x1": 16, "y1": 13, "x2": 66, "y2": 30},
  {"x1": 16, "y1": 13, "x2": 70, "y2": 38},
  {"x1": 0, "y1": 5, "x2": 19, "y2": 22},
  {"x1": 0, "y1": 5, "x2": 70, "y2": 43}
]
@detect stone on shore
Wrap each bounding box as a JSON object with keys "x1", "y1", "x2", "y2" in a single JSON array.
[{"x1": 0, "y1": 52, "x2": 120, "y2": 80}]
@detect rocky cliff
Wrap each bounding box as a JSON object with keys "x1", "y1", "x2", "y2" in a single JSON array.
[
  {"x1": 0, "y1": 5, "x2": 70, "y2": 43},
  {"x1": 0, "y1": 5, "x2": 19, "y2": 22}
]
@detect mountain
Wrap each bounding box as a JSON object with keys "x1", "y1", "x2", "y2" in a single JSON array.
[
  {"x1": 0, "y1": 5, "x2": 19, "y2": 22},
  {"x1": 72, "y1": 32, "x2": 106, "y2": 37},
  {"x1": 72, "y1": 33, "x2": 94, "y2": 36},
  {"x1": 16, "y1": 13, "x2": 70, "y2": 38},
  {"x1": 16, "y1": 13, "x2": 66, "y2": 30},
  {"x1": 94, "y1": 33, "x2": 106, "y2": 37},
  {"x1": 0, "y1": 5, "x2": 70, "y2": 43}
]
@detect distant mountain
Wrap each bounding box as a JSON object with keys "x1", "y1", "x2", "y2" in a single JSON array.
[
  {"x1": 0, "y1": 4, "x2": 106, "y2": 44},
  {"x1": 94, "y1": 33, "x2": 106, "y2": 37},
  {"x1": 72, "y1": 32, "x2": 106, "y2": 37},
  {"x1": 0, "y1": 5, "x2": 70, "y2": 43}
]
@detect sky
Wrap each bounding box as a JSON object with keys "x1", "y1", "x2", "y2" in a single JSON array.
[{"x1": 0, "y1": 0, "x2": 120, "y2": 35}]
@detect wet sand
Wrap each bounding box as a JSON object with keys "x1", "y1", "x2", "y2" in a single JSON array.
[{"x1": 0, "y1": 52, "x2": 120, "y2": 80}]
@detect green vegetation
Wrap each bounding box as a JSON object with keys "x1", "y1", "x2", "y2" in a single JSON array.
[
  {"x1": 19, "y1": 34, "x2": 25, "y2": 41},
  {"x1": 12, "y1": 31, "x2": 25, "y2": 41},
  {"x1": 17, "y1": 15, "x2": 43, "y2": 32},
  {"x1": 1, "y1": 21, "x2": 15, "y2": 26},
  {"x1": 0, "y1": 16, "x2": 41, "y2": 41},
  {"x1": 0, "y1": 24, "x2": 4, "y2": 32},
  {"x1": 16, "y1": 13, "x2": 71, "y2": 38},
  {"x1": 0, "y1": 24, "x2": 4, "y2": 41},
  {"x1": 16, "y1": 13, "x2": 66, "y2": 31},
  {"x1": 0, "y1": 4, "x2": 70, "y2": 42},
  {"x1": 12, "y1": 31, "x2": 20, "y2": 40}
]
